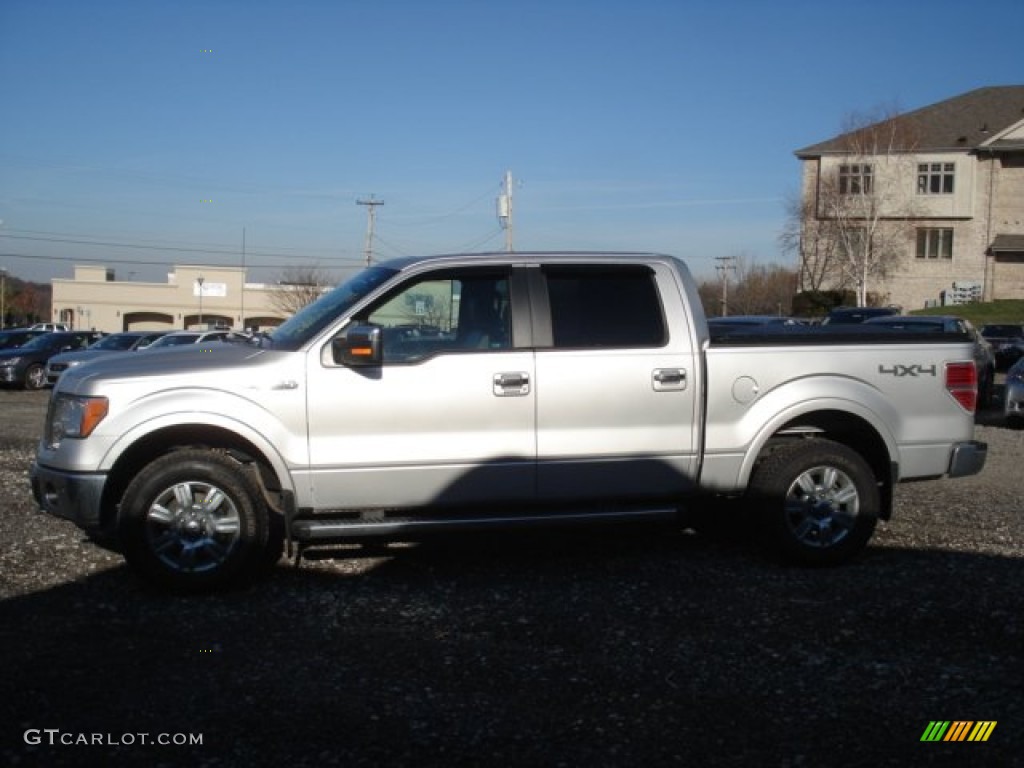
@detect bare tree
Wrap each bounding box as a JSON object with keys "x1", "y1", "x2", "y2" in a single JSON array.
[
  {"x1": 268, "y1": 267, "x2": 332, "y2": 317},
  {"x1": 798, "y1": 106, "x2": 921, "y2": 306},
  {"x1": 697, "y1": 256, "x2": 798, "y2": 317},
  {"x1": 780, "y1": 191, "x2": 843, "y2": 295}
]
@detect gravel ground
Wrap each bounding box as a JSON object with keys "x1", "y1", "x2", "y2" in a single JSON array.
[{"x1": 0, "y1": 388, "x2": 1020, "y2": 767}]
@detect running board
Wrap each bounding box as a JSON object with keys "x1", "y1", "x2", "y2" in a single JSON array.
[{"x1": 290, "y1": 505, "x2": 679, "y2": 543}]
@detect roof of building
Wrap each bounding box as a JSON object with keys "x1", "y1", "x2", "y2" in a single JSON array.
[{"x1": 795, "y1": 85, "x2": 1024, "y2": 157}]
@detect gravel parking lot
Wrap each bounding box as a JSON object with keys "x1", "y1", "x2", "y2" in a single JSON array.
[{"x1": 1, "y1": 388, "x2": 1020, "y2": 767}]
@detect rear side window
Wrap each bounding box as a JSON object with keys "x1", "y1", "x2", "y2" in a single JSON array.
[{"x1": 543, "y1": 265, "x2": 666, "y2": 349}]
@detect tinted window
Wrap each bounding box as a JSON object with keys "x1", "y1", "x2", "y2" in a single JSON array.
[{"x1": 544, "y1": 265, "x2": 666, "y2": 349}]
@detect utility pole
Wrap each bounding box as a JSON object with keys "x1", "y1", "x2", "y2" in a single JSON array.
[
  {"x1": 357, "y1": 195, "x2": 384, "y2": 265},
  {"x1": 714, "y1": 256, "x2": 737, "y2": 317},
  {"x1": 497, "y1": 170, "x2": 514, "y2": 252},
  {"x1": 197, "y1": 275, "x2": 205, "y2": 329},
  {"x1": 240, "y1": 227, "x2": 246, "y2": 332}
]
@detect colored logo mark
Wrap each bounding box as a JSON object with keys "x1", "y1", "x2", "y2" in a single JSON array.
[{"x1": 921, "y1": 721, "x2": 997, "y2": 742}]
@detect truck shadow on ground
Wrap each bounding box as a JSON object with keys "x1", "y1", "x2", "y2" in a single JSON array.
[{"x1": 1, "y1": 523, "x2": 1020, "y2": 767}]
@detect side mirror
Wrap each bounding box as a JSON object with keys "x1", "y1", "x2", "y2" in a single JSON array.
[{"x1": 332, "y1": 324, "x2": 382, "y2": 367}]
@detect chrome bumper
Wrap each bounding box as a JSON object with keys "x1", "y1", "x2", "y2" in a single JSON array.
[
  {"x1": 30, "y1": 462, "x2": 108, "y2": 530},
  {"x1": 948, "y1": 441, "x2": 987, "y2": 478}
]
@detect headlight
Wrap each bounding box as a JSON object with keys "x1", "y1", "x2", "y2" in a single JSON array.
[
  {"x1": 1, "y1": 356, "x2": 21, "y2": 366},
  {"x1": 47, "y1": 394, "x2": 109, "y2": 446}
]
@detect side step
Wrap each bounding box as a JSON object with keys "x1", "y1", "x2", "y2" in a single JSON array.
[{"x1": 290, "y1": 505, "x2": 680, "y2": 543}]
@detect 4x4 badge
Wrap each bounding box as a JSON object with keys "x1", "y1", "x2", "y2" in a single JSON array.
[{"x1": 878, "y1": 364, "x2": 938, "y2": 377}]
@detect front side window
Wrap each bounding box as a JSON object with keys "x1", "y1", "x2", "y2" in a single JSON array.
[
  {"x1": 916, "y1": 228, "x2": 954, "y2": 259},
  {"x1": 917, "y1": 162, "x2": 955, "y2": 194},
  {"x1": 839, "y1": 163, "x2": 873, "y2": 194},
  {"x1": 361, "y1": 268, "x2": 511, "y2": 363},
  {"x1": 543, "y1": 265, "x2": 666, "y2": 349}
]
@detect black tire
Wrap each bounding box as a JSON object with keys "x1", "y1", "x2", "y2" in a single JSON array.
[
  {"x1": 119, "y1": 449, "x2": 276, "y2": 592},
  {"x1": 23, "y1": 363, "x2": 46, "y2": 390},
  {"x1": 979, "y1": 367, "x2": 994, "y2": 410},
  {"x1": 747, "y1": 439, "x2": 879, "y2": 566}
]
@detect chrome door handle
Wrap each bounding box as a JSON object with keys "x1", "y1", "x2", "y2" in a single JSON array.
[
  {"x1": 493, "y1": 371, "x2": 530, "y2": 396},
  {"x1": 652, "y1": 368, "x2": 687, "y2": 390}
]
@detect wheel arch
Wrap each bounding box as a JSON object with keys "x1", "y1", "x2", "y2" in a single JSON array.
[
  {"x1": 748, "y1": 408, "x2": 896, "y2": 520},
  {"x1": 100, "y1": 424, "x2": 292, "y2": 531}
]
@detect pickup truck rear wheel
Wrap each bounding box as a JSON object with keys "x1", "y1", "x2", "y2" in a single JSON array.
[
  {"x1": 119, "y1": 449, "x2": 274, "y2": 591},
  {"x1": 748, "y1": 439, "x2": 878, "y2": 566}
]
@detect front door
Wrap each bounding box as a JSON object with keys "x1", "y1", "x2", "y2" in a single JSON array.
[{"x1": 305, "y1": 266, "x2": 536, "y2": 510}]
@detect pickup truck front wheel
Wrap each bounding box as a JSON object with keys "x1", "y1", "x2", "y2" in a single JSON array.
[
  {"x1": 748, "y1": 439, "x2": 879, "y2": 566},
  {"x1": 119, "y1": 449, "x2": 275, "y2": 591}
]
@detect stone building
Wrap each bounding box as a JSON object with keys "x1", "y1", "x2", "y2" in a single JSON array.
[
  {"x1": 795, "y1": 85, "x2": 1024, "y2": 309},
  {"x1": 50, "y1": 264, "x2": 297, "y2": 333}
]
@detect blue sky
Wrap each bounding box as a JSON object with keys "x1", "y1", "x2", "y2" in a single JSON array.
[{"x1": 1, "y1": 0, "x2": 1022, "y2": 285}]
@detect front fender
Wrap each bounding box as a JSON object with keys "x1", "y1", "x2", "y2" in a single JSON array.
[{"x1": 96, "y1": 388, "x2": 305, "y2": 500}]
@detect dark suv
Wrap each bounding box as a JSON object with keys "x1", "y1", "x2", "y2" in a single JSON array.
[
  {"x1": 979, "y1": 323, "x2": 1024, "y2": 370},
  {"x1": 0, "y1": 331, "x2": 104, "y2": 390},
  {"x1": 822, "y1": 306, "x2": 900, "y2": 325}
]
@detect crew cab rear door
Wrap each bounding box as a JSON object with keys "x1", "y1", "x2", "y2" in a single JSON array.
[{"x1": 530, "y1": 262, "x2": 700, "y2": 500}]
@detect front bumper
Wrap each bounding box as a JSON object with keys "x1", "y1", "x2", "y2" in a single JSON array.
[
  {"x1": 948, "y1": 441, "x2": 987, "y2": 478},
  {"x1": 30, "y1": 461, "x2": 108, "y2": 530}
]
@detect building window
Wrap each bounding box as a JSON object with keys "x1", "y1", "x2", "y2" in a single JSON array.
[
  {"x1": 916, "y1": 228, "x2": 953, "y2": 259},
  {"x1": 917, "y1": 163, "x2": 955, "y2": 194},
  {"x1": 838, "y1": 164, "x2": 872, "y2": 194}
]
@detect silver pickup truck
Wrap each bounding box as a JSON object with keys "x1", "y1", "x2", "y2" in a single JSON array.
[{"x1": 31, "y1": 252, "x2": 987, "y2": 591}]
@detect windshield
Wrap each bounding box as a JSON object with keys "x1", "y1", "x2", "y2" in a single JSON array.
[
  {"x1": 21, "y1": 334, "x2": 61, "y2": 350},
  {"x1": 91, "y1": 334, "x2": 138, "y2": 351},
  {"x1": 267, "y1": 266, "x2": 398, "y2": 350},
  {"x1": 148, "y1": 334, "x2": 199, "y2": 348}
]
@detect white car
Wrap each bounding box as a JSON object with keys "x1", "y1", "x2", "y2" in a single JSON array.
[
  {"x1": 143, "y1": 330, "x2": 230, "y2": 349},
  {"x1": 30, "y1": 322, "x2": 71, "y2": 332}
]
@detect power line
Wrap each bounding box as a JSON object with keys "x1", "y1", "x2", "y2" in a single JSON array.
[
  {"x1": 0, "y1": 232, "x2": 362, "y2": 263},
  {"x1": 0, "y1": 251, "x2": 365, "y2": 271}
]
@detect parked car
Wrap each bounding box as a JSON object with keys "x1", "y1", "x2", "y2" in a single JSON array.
[
  {"x1": 0, "y1": 331, "x2": 104, "y2": 390},
  {"x1": 821, "y1": 306, "x2": 900, "y2": 325},
  {"x1": 45, "y1": 330, "x2": 169, "y2": 386},
  {"x1": 0, "y1": 329, "x2": 48, "y2": 350},
  {"x1": 707, "y1": 315, "x2": 804, "y2": 337},
  {"x1": 1004, "y1": 356, "x2": 1024, "y2": 426},
  {"x1": 863, "y1": 315, "x2": 996, "y2": 407},
  {"x1": 979, "y1": 323, "x2": 1024, "y2": 370},
  {"x1": 143, "y1": 330, "x2": 230, "y2": 349},
  {"x1": 29, "y1": 322, "x2": 71, "y2": 332}
]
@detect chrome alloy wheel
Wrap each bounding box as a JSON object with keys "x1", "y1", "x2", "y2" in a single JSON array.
[
  {"x1": 782, "y1": 465, "x2": 860, "y2": 549},
  {"x1": 145, "y1": 481, "x2": 242, "y2": 573}
]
